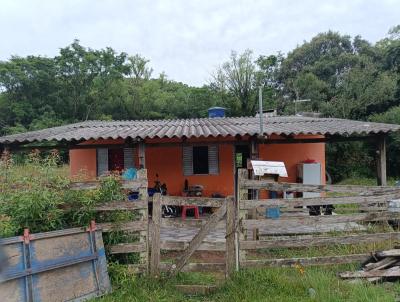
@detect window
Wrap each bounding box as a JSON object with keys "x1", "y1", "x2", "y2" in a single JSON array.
[
  {"x1": 193, "y1": 146, "x2": 209, "y2": 174},
  {"x1": 97, "y1": 147, "x2": 135, "y2": 176},
  {"x1": 183, "y1": 145, "x2": 219, "y2": 176}
]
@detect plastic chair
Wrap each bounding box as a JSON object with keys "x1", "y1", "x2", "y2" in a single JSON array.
[{"x1": 181, "y1": 205, "x2": 199, "y2": 220}]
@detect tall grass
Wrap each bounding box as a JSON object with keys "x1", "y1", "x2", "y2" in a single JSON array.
[{"x1": 95, "y1": 264, "x2": 399, "y2": 302}]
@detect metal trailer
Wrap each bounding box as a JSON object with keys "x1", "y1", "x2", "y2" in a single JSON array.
[{"x1": 0, "y1": 222, "x2": 111, "y2": 302}]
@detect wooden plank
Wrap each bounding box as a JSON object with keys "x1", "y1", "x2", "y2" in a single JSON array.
[
  {"x1": 121, "y1": 179, "x2": 148, "y2": 189},
  {"x1": 97, "y1": 221, "x2": 147, "y2": 232},
  {"x1": 340, "y1": 266, "x2": 400, "y2": 279},
  {"x1": 175, "y1": 284, "x2": 217, "y2": 295},
  {"x1": 240, "y1": 232, "x2": 400, "y2": 250},
  {"x1": 170, "y1": 202, "x2": 227, "y2": 276},
  {"x1": 359, "y1": 206, "x2": 388, "y2": 212},
  {"x1": 137, "y1": 169, "x2": 149, "y2": 273},
  {"x1": 364, "y1": 257, "x2": 398, "y2": 271},
  {"x1": 94, "y1": 200, "x2": 147, "y2": 211},
  {"x1": 250, "y1": 140, "x2": 259, "y2": 241},
  {"x1": 239, "y1": 180, "x2": 399, "y2": 194},
  {"x1": 161, "y1": 196, "x2": 225, "y2": 207},
  {"x1": 225, "y1": 197, "x2": 236, "y2": 278},
  {"x1": 159, "y1": 262, "x2": 225, "y2": 273},
  {"x1": 376, "y1": 249, "x2": 400, "y2": 258},
  {"x1": 237, "y1": 169, "x2": 248, "y2": 265},
  {"x1": 242, "y1": 254, "x2": 369, "y2": 268},
  {"x1": 108, "y1": 242, "x2": 147, "y2": 254},
  {"x1": 377, "y1": 136, "x2": 387, "y2": 186},
  {"x1": 242, "y1": 212, "x2": 400, "y2": 230},
  {"x1": 70, "y1": 178, "x2": 148, "y2": 190},
  {"x1": 160, "y1": 241, "x2": 225, "y2": 251},
  {"x1": 150, "y1": 193, "x2": 161, "y2": 276},
  {"x1": 162, "y1": 218, "x2": 207, "y2": 228},
  {"x1": 257, "y1": 222, "x2": 366, "y2": 235},
  {"x1": 161, "y1": 218, "x2": 226, "y2": 229},
  {"x1": 240, "y1": 193, "x2": 400, "y2": 209}
]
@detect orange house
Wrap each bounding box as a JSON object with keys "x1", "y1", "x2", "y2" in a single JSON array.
[
  {"x1": 1, "y1": 113, "x2": 398, "y2": 195},
  {"x1": 69, "y1": 134, "x2": 325, "y2": 197}
]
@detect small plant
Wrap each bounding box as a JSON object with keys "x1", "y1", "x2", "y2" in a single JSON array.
[{"x1": 96, "y1": 174, "x2": 125, "y2": 203}]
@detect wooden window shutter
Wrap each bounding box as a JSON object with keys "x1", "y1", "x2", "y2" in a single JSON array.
[
  {"x1": 208, "y1": 145, "x2": 219, "y2": 175},
  {"x1": 182, "y1": 146, "x2": 193, "y2": 176},
  {"x1": 97, "y1": 148, "x2": 109, "y2": 176},
  {"x1": 123, "y1": 148, "x2": 135, "y2": 169}
]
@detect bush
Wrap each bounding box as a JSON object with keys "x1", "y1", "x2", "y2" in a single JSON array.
[{"x1": 0, "y1": 150, "x2": 128, "y2": 236}]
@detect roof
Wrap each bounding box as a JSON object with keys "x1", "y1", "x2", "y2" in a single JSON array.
[{"x1": 1, "y1": 116, "x2": 399, "y2": 144}]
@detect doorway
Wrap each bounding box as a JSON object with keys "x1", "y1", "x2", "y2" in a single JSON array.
[
  {"x1": 108, "y1": 148, "x2": 124, "y2": 172},
  {"x1": 234, "y1": 144, "x2": 250, "y2": 199}
]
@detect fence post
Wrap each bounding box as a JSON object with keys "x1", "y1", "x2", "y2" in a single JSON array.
[
  {"x1": 225, "y1": 196, "x2": 236, "y2": 278},
  {"x1": 237, "y1": 168, "x2": 248, "y2": 267},
  {"x1": 137, "y1": 169, "x2": 149, "y2": 273},
  {"x1": 376, "y1": 135, "x2": 387, "y2": 186},
  {"x1": 150, "y1": 193, "x2": 161, "y2": 277}
]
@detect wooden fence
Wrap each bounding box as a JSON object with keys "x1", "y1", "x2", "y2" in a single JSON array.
[
  {"x1": 68, "y1": 168, "x2": 400, "y2": 278},
  {"x1": 237, "y1": 168, "x2": 400, "y2": 270},
  {"x1": 71, "y1": 169, "x2": 149, "y2": 273}
]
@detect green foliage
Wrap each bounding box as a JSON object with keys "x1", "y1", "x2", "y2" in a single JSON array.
[
  {"x1": 96, "y1": 175, "x2": 125, "y2": 202},
  {"x1": 0, "y1": 151, "x2": 132, "y2": 236},
  {"x1": 326, "y1": 142, "x2": 376, "y2": 182},
  {"x1": 1, "y1": 26, "x2": 400, "y2": 179},
  {"x1": 371, "y1": 106, "x2": 400, "y2": 176}
]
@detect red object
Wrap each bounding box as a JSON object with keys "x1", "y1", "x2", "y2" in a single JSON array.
[
  {"x1": 303, "y1": 159, "x2": 317, "y2": 163},
  {"x1": 181, "y1": 205, "x2": 200, "y2": 220},
  {"x1": 23, "y1": 228, "x2": 31, "y2": 244},
  {"x1": 87, "y1": 220, "x2": 97, "y2": 232}
]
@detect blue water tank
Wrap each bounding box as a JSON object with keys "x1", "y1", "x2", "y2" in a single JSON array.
[{"x1": 208, "y1": 107, "x2": 226, "y2": 118}]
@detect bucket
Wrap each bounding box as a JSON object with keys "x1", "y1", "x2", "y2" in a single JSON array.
[{"x1": 266, "y1": 207, "x2": 280, "y2": 219}]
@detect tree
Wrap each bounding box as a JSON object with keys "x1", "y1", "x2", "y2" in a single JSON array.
[
  {"x1": 211, "y1": 50, "x2": 259, "y2": 116},
  {"x1": 128, "y1": 54, "x2": 153, "y2": 81},
  {"x1": 55, "y1": 40, "x2": 130, "y2": 120}
]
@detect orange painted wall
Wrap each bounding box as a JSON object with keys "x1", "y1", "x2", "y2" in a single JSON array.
[
  {"x1": 145, "y1": 143, "x2": 234, "y2": 197},
  {"x1": 258, "y1": 142, "x2": 326, "y2": 184},
  {"x1": 69, "y1": 149, "x2": 97, "y2": 179}
]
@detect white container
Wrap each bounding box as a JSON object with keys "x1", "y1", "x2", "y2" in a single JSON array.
[{"x1": 388, "y1": 199, "x2": 400, "y2": 212}]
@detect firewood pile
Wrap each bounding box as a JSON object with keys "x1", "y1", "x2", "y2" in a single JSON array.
[{"x1": 340, "y1": 249, "x2": 400, "y2": 282}]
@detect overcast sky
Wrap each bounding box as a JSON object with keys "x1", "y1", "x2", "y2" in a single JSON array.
[{"x1": 1, "y1": 0, "x2": 399, "y2": 86}]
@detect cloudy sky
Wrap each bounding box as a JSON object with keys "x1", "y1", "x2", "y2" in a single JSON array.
[{"x1": 1, "y1": 0, "x2": 399, "y2": 86}]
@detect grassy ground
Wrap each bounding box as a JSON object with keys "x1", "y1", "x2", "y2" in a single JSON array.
[{"x1": 95, "y1": 264, "x2": 400, "y2": 302}]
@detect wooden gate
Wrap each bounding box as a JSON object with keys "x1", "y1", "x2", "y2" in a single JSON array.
[{"x1": 149, "y1": 194, "x2": 236, "y2": 277}]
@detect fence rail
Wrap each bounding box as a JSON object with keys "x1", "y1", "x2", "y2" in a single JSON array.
[
  {"x1": 239, "y1": 193, "x2": 400, "y2": 209},
  {"x1": 70, "y1": 178, "x2": 148, "y2": 190},
  {"x1": 240, "y1": 179, "x2": 399, "y2": 194}
]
